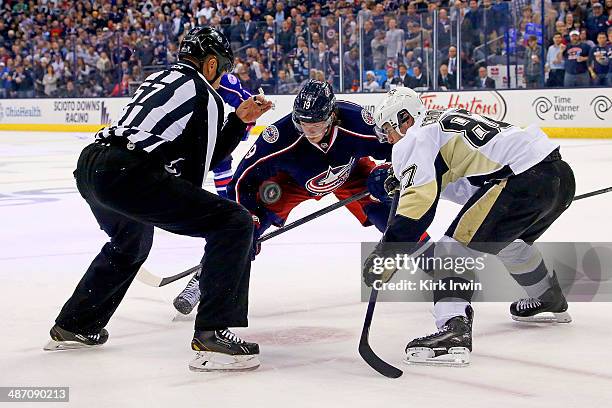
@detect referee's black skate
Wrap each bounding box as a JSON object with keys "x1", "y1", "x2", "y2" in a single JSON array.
[
  {"x1": 189, "y1": 329, "x2": 260, "y2": 372},
  {"x1": 173, "y1": 272, "x2": 200, "y2": 315},
  {"x1": 510, "y1": 272, "x2": 571, "y2": 323},
  {"x1": 43, "y1": 324, "x2": 109, "y2": 351},
  {"x1": 404, "y1": 306, "x2": 473, "y2": 367}
]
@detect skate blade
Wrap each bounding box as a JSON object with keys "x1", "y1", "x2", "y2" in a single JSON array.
[
  {"x1": 404, "y1": 347, "x2": 470, "y2": 367},
  {"x1": 188, "y1": 352, "x2": 261, "y2": 372},
  {"x1": 43, "y1": 339, "x2": 101, "y2": 351},
  {"x1": 512, "y1": 311, "x2": 572, "y2": 324}
]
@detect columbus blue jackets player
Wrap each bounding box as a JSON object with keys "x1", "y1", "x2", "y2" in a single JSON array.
[
  {"x1": 212, "y1": 73, "x2": 255, "y2": 198},
  {"x1": 172, "y1": 80, "x2": 429, "y2": 315}
]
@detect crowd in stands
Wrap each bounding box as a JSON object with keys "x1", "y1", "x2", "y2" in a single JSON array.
[{"x1": 0, "y1": 0, "x2": 610, "y2": 99}]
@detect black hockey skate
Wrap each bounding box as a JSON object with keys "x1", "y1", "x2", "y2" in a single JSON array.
[
  {"x1": 510, "y1": 272, "x2": 571, "y2": 323},
  {"x1": 43, "y1": 324, "x2": 109, "y2": 351},
  {"x1": 189, "y1": 329, "x2": 260, "y2": 372},
  {"x1": 173, "y1": 272, "x2": 200, "y2": 315},
  {"x1": 404, "y1": 306, "x2": 473, "y2": 367}
]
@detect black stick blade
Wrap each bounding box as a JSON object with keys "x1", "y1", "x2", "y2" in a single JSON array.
[{"x1": 358, "y1": 339, "x2": 403, "y2": 378}]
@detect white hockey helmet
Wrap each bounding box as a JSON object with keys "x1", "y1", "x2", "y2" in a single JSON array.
[{"x1": 373, "y1": 87, "x2": 425, "y2": 142}]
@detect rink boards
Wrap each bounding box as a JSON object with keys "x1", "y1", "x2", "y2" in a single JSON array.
[{"x1": 0, "y1": 87, "x2": 610, "y2": 138}]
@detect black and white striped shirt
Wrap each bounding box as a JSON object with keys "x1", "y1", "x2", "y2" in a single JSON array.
[{"x1": 96, "y1": 60, "x2": 247, "y2": 186}]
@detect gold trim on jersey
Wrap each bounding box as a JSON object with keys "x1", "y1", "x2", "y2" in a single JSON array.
[
  {"x1": 452, "y1": 179, "x2": 507, "y2": 245},
  {"x1": 439, "y1": 136, "x2": 504, "y2": 186},
  {"x1": 397, "y1": 179, "x2": 438, "y2": 220}
]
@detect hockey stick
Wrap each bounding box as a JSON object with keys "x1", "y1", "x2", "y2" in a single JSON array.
[
  {"x1": 136, "y1": 190, "x2": 371, "y2": 287},
  {"x1": 358, "y1": 192, "x2": 403, "y2": 379},
  {"x1": 355, "y1": 184, "x2": 612, "y2": 377},
  {"x1": 573, "y1": 186, "x2": 612, "y2": 201},
  {"x1": 137, "y1": 185, "x2": 612, "y2": 288}
]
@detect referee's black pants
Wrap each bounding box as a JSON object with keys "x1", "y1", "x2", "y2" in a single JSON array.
[{"x1": 56, "y1": 143, "x2": 254, "y2": 334}]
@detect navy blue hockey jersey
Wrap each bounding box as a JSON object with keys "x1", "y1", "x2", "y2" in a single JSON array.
[{"x1": 228, "y1": 101, "x2": 392, "y2": 217}]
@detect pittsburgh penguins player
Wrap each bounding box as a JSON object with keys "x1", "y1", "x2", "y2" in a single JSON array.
[
  {"x1": 44, "y1": 27, "x2": 272, "y2": 372},
  {"x1": 363, "y1": 87, "x2": 575, "y2": 366}
]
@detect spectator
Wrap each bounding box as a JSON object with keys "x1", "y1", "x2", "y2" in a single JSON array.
[
  {"x1": 438, "y1": 63, "x2": 457, "y2": 90},
  {"x1": 382, "y1": 68, "x2": 396, "y2": 90},
  {"x1": 568, "y1": 0, "x2": 587, "y2": 24},
  {"x1": 275, "y1": 2, "x2": 286, "y2": 25},
  {"x1": 363, "y1": 71, "x2": 381, "y2": 92},
  {"x1": 371, "y1": 29, "x2": 387, "y2": 70},
  {"x1": 60, "y1": 80, "x2": 79, "y2": 98},
  {"x1": 259, "y1": 69, "x2": 276, "y2": 94},
  {"x1": 111, "y1": 74, "x2": 131, "y2": 97},
  {"x1": 361, "y1": 20, "x2": 376, "y2": 70},
  {"x1": 385, "y1": 18, "x2": 405, "y2": 65},
  {"x1": 12, "y1": 65, "x2": 34, "y2": 98},
  {"x1": 343, "y1": 47, "x2": 359, "y2": 92},
  {"x1": 546, "y1": 33, "x2": 567, "y2": 87},
  {"x1": 580, "y1": 28, "x2": 597, "y2": 48},
  {"x1": 42, "y1": 65, "x2": 58, "y2": 97},
  {"x1": 475, "y1": 66, "x2": 496, "y2": 89},
  {"x1": 0, "y1": 61, "x2": 9, "y2": 98},
  {"x1": 588, "y1": 32, "x2": 610, "y2": 85},
  {"x1": 392, "y1": 63, "x2": 412, "y2": 87},
  {"x1": 409, "y1": 65, "x2": 429, "y2": 89},
  {"x1": 240, "y1": 11, "x2": 258, "y2": 49},
  {"x1": 277, "y1": 69, "x2": 298, "y2": 93},
  {"x1": 441, "y1": 46, "x2": 459, "y2": 77},
  {"x1": 277, "y1": 20, "x2": 296, "y2": 55},
  {"x1": 405, "y1": 21, "x2": 430, "y2": 51},
  {"x1": 238, "y1": 63, "x2": 261, "y2": 93},
  {"x1": 524, "y1": 35, "x2": 543, "y2": 88},
  {"x1": 197, "y1": 1, "x2": 215, "y2": 21},
  {"x1": 563, "y1": 30, "x2": 592, "y2": 86},
  {"x1": 96, "y1": 51, "x2": 112, "y2": 74},
  {"x1": 585, "y1": 3, "x2": 608, "y2": 41}
]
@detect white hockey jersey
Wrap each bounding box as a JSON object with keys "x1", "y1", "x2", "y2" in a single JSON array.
[{"x1": 386, "y1": 108, "x2": 559, "y2": 242}]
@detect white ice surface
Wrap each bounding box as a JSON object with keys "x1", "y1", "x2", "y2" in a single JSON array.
[{"x1": 1, "y1": 132, "x2": 612, "y2": 408}]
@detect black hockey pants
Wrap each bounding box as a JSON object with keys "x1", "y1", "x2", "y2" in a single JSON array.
[{"x1": 56, "y1": 143, "x2": 253, "y2": 333}]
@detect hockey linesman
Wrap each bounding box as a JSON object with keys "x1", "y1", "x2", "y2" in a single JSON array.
[
  {"x1": 363, "y1": 87, "x2": 575, "y2": 366},
  {"x1": 172, "y1": 80, "x2": 430, "y2": 315},
  {"x1": 44, "y1": 27, "x2": 273, "y2": 372}
]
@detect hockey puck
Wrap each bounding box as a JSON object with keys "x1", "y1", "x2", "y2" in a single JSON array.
[{"x1": 260, "y1": 181, "x2": 282, "y2": 204}]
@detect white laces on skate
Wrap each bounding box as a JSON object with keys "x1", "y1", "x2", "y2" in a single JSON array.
[
  {"x1": 516, "y1": 298, "x2": 542, "y2": 311},
  {"x1": 415, "y1": 325, "x2": 450, "y2": 341},
  {"x1": 180, "y1": 275, "x2": 201, "y2": 304},
  {"x1": 218, "y1": 329, "x2": 246, "y2": 344}
]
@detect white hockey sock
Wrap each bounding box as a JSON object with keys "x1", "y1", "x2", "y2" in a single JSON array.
[{"x1": 433, "y1": 300, "x2": 470, "y2": 329}]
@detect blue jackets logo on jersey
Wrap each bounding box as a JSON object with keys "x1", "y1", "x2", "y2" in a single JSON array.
[{"x1": 305, "y1": 157, "x2": 355, "y2": 195}]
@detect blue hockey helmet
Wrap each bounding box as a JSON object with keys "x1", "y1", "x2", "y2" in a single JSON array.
[{"x1": 292, "y1": 80, "x2": 336, "y2": 135}]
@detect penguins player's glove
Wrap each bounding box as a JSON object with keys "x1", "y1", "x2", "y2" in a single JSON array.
[
  {"x1": 362, "y1": 242, "x2": 399, "y2": 287},
  {"x1": 383, "y1": 170, "x2": 400, "y2": 197}
]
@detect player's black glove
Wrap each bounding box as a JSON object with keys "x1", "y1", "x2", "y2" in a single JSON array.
[
  {"x1": 362, "y1": 242, "x2": 399, "y2": 287},
  {"x1": 383, "y1": 170, "x2": 400, "y2": 196}
]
